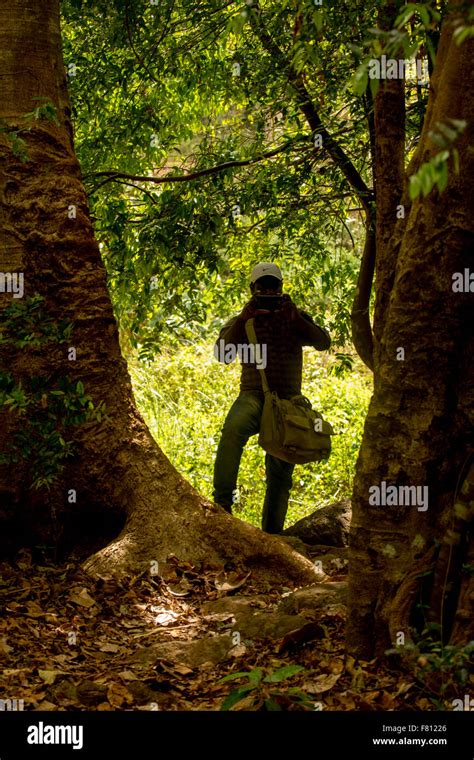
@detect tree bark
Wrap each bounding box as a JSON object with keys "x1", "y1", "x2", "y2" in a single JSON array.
[
  {"x1": 372, "y1": 0, "x2": 406, "y2": 356},
  {"x1": 347, "y1": 3, "x2": 474, "y2": 657},
  {"x1": 0, "y1": 0, "x2": 320, "y2": 588}
]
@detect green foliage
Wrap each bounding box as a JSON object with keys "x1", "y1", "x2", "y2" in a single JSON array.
[
  {"x1": 10, "y1": 133, "x2": 29, "y2": 163},
  {"x1": 351, "y1": 0, "x2": 440, "y2": 98},
  {"x1": 461, "y1": 563, "x2": 474, "y2": 576},
  {"x1": 408, "y1": 118, "x2": 466, "y2": 200},
  {"x1": 352, "y1": 66, "x2": 369, "y2": 97},
  {"x1": 58, "y1": 0, "x2": 471, "y2": 360},
  {"x1": 129, "y1": 335, "x2": 371, "y2": 526},
  {"x1": 408, "y1": 150, "x2": 450, "y2": 199},
  {"x1": 0, "y1": 99, "x2": 60, "y2": 164},
  {"x1": 453, "y1": 5, "x2": 474, "y2": 46},
  {"x1": 60, "y1": 0, "x2": 378, "y2": 355},
  {"x1": 0, "y1": 294, "x2": 73, "y2": 348},
  {"x1": 387, "y1": 627, "x2": 474, "y2": 707},
  {"x1": 395, "y1": 3, "x2": 441, "y2": 31},
  {"x1": 24, "y1": 98, "x2": 61, "y2": 126},
  {"x1": 0, "y1": 296, "x2": 106, "y2": 490},
  {"x1": 219, "y1": 664, "x2": 314, "y2": 711},
  {"x1": 0, "y1": 122, "x2": 29, "y2": 163}
]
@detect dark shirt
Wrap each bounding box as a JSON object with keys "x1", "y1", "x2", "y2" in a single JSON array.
[{"x1": 215, "y1": 308, "x2": 330, "y2": 398}]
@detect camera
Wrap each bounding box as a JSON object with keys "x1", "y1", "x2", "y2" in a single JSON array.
[{"x1": 255, "y1": 295, "x2": 284, "y2": 311}]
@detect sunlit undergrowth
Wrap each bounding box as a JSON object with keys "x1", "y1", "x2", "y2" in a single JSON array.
[{"x1": 128, "y1": 341, "x2": 372, "y2": 528}]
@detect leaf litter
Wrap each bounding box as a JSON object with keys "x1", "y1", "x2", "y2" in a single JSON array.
[{"x1": 0, "y1": 549, "x2": 448, "y2": 711}]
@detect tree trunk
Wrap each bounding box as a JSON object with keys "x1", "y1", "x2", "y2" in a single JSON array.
[
  {"x1": 0, "y1": 0, "x2": 319, "y2": 588},
  {"x1": 347, "y1": 3, "x2": 474, "y2": 657},
  {"x1": 372, "y1": 0, "x2": 406, "y2": 356}
]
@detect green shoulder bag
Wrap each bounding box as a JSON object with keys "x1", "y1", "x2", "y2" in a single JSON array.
[{"x1": 245, "y1": 318, "x2": 334, "y2": 465}]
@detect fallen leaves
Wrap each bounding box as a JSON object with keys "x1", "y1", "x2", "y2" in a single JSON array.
[
  {"x1": 167, "y1": 580, "x2": 193, "y2": 597},
  {"x1": 152, "y1": 608, "x2": 181, "y2": 626},
  {"x1": 228, "y1": 643, "x2": 247, "y2": 658},
  {"x1": 33, "y1": 700, "x2": 58, "y2": 711},
  {"x1": 118, "y1": 670, "x2": 138, "y2": 682},
  {"x1": 0, "y1": 552, "x2": 443, "y2": 713},
  {"x1": 69, "y1": 588, "x2": 97, "y2": 608},
  {"x1": 302, "y1": 672, "x2": 342, "y2": 694},
  {"x1": 214, "y1": 571, "x2": 251, "y2": 594},
  {"x1": 0, "y1": 637, "x2": 13, "y2": 654},
  {"x1": 99, "y1": 643, "x2": 121, "y2": 653},
  {"x1": 38, "y1": 670, "x2": 64, "y2": 685},
  {"x1": 25, "y1": 601, "x2": 45, "y2": 618},
  {"x1": 107, "y1": 683, "x2": 134, "y2": 708}
]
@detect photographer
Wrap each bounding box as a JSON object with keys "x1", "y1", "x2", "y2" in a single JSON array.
[{"x1": 212, "y1": 262, "x2": 330, "y2": 533}]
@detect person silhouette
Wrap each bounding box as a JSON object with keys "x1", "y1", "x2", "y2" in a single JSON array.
[{"x1": 212, "y1": 262, "x2": 330, "y2": 533}]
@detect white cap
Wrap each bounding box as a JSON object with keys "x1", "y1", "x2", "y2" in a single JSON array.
[{"x1": 250, "y1": 262, "x2": 283, "y2": 283}]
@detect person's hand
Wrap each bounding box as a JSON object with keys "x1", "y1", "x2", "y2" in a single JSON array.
[
  {"x1": 238, "y1": 297, "x2": 270, "y2": 321},
  {"x1": 279, "y1": 294, "x2": 299, "y2": 322}
]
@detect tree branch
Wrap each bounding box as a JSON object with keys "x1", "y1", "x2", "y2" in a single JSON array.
[
  {"x1": 351, "y1": 214, "x2": 375, "y2": 370},
  {"x1": 248, "y1": 4, "x2": 374, "y2": 214},
  {"x1": 105, "y1": 178, "x2": 160, "y2": 206},
  {"x1": 124, "y1": 0, "x2": 160, "y2": 84},
  {"x1": 84, "y1": 138, "x2": 308, "y2": 191}
]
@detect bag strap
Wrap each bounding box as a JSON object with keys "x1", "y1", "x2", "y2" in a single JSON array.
[{"x1": 245, "y1": 318, "x2": 271, "y2": 394}]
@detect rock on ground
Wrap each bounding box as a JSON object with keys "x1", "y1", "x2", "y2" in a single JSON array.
[
  {"x1": 282, "y1": 500, "x2": 351, "y2": 547},
  {"x1": 278, "y1": 582, "x2": 347, "y2": 616}
]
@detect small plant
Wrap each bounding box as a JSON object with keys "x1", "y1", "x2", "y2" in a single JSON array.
[
  {"x1": 218, "y1": 664, "x2": 315, "y2": 711},
  {"x1": 408, "y1": 119, "x2": 466, "y2": 199},
  {"x1": 386, "y1": 624, "x2": 474, "y2": 706},
  {"x1": 0, "y1": 100, "x2": 60, "y2": 164},
  {"x1": 0, "y1": 295, "x2": 106, "y2": 490},
  {"x1": 0, "y1": 123, "x2": 29, "y2": 163},
  {"x1": 24, "y1": 97, "x2": 60, "y2": 126}
]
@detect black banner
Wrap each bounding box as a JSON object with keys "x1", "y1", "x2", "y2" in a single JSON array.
[{"x1": 0, "y1": 711, "x2": 472, "y2": 758}]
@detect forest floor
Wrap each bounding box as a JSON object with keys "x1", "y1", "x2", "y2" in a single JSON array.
[{"x1": 0, "y1": 546, "x2": 453, "y2": 712}]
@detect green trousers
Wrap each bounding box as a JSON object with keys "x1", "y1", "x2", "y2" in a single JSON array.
[{"x1": 213, "y1": 391, "x2": 295, "y2": 533}]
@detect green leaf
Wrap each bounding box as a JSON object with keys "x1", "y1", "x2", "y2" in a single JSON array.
[
  {"x1": 218, "y1": 671, "x2": 251, "y2": 684},
  {"x1": 420, "y1": 167, "x2": 433, "y2": 197},
  {"x1": 264, "y1": 698, "x2": 282, "y2": 711},
  {"x1": 220, "y1": 689, "x2": 250, "y2": 711},
  {"x1": 313, "y1": 10, "x2": 323, "y2": 32},
  {"x1": 447, "y1": 118, "x2": 467, "y2": 132},
  {"x1": 369, "y1": 76, "x2": 380, "y2": 98},
  {"x1": 352, "y1": 66, "x2": 368, "y2": 97},
  {"x1": 408, "y1": 175, "x2": 421, "y2": 200},
  {"x1": 396, "y1": 5, "x2": 415, "y2": 27},
  {"x1": 454, "y1": 26, "x2": 474, "y2": 45},
  {"x1": 263, "y1": 665, "x2": 304, "y2": 683},
  {"x1": 437, "y1": 123, "x2": 457, "y2": 143},
  {"x1": 220, "y1": 684, "x2": 257, "y2": 711},
  {"x1": 419, "y1": 7, "x2": 430, "y2": 27},
  {"x1": 436, "y1": 160, "x2": 448, "y2": 193},
  {"x1": 429, "y1": 130, "x2": 447, "y2": 148},
  {"x1": 247, "y1": 668, "x2": 263, "y2": 685},
  {"x1": 434, "y1": 150, "x2": 449, "y2": 165}
]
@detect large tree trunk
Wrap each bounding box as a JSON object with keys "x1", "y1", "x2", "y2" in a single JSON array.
[
  {"x1": 0, "y1": 0, "x2": 319, "y2": 587},
  {"x1": 347, "y1": 3, "x2": 474, "y2": 657}
]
